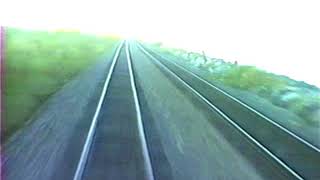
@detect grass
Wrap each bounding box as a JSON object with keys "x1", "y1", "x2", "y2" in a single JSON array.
[
  {"x1": 151, "y1": 44, "x2": 320, "y2": 126},
  {"x1": 155, "y1": 46, "x2": 287, "y2": 97},
  {"x1": 3, "y1": 27, "x2": 119, "y2": 140},
  {"x1": 214, "y1": 66, "x2": 287, "y2": 98}
]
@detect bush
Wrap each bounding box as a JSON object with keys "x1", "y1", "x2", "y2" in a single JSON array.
[{"x1": 217, "y1": 66, "x2": 286, "y2": 97}]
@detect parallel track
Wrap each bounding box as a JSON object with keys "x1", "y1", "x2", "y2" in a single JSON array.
[
  {"x1": 138, "y1": 43, "x2": 320, "y2": 180},
  {"x1": 71, "y1": 40, "x2": 318, "y2": 180}
]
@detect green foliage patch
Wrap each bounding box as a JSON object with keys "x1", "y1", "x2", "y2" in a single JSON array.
[
  {"x1": 154, "y1": 44, "x2": 320, "y2": 126},
  {"x1": 3, "y1": 27, "x2": 119, "y2": 140}
]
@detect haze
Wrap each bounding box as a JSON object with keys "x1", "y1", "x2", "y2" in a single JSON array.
[{"x1": 1, "y1": 0, "x2": 319, "y2": 87}]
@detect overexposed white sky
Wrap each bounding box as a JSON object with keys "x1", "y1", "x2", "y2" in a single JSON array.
[{"x1": 1, "y1": 0, "x2": 319, "y2": 87}]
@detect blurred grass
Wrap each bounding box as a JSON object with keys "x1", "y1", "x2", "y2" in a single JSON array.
[
  {"x1": 215, "y1": 66, "x2": 286, "y2": 98},
  {"x1": 3, "y1": 27, "x2": 119, "y2": 140},
  {"x1": 156, "y1": 46, "x2": 287, "y2": 97},
  {"x1": 153, "y1": 44, "x2": 320, "y2": 126}
]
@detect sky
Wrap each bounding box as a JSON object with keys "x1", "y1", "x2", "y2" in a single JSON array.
[{"x1": 1, "y1": 0, "x2": 319, "y2": 87}]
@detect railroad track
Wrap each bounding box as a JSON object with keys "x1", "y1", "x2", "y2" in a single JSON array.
[
  {"x1": 137, "y1": 43, "x2": 320, "y2": 180},
  {"x1": 71, "y1": 40, "x2": 319, "y2": 180},
  {"x1": 73, "y1": 41, "x2": 154, "y2": 180}
]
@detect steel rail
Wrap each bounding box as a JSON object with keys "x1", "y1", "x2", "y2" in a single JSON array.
[
  {"x1": 73, "y1": 41, "x2": 124, "y2": 180},
  {"x1": 125, "y1": 41, "x2": 155, "y2": 180},
  {"x1": 137, "y1": 43, "x2": 304, "y2": 180},
  {"x1": 140, "y1": 45, "x2": 320, "y2": 153}
]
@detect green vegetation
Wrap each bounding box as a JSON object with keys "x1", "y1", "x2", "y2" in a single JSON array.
[
  {"x1": 152, "y1": 44, "x2": 320, "y2": 126},
  {"x1": 216, "y1": 66, "x2": 286, "y2": 97},
  {"x1": 4, "y1": 27, "x2": 119, "y2": 140}
]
